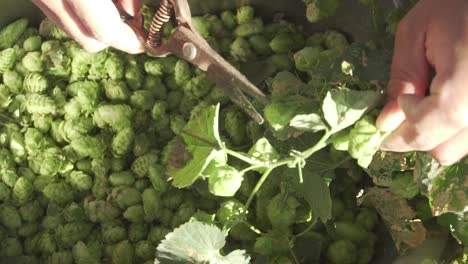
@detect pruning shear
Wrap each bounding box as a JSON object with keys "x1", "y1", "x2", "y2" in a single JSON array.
[{"x1": 116, "y1": 0, "x2": 269, "y2": 124}]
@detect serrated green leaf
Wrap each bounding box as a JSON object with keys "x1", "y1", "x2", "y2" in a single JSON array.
[
  {"x1": 296, "y1": 165, "x2": 332, "y2": 222},
  {"x1": 264, "y1": 95, "x2": 318, "y2": 131},
  {"x1": 171, "y1": 147, "x2": 217, "y2": 188},
  {"x1": 182, "y1": 104, "x2": 222, "y2": 148},
  {"x1": 289, "y1": 113, "x2": 327, "y2": 132},
  {"x1": 155, "y1": 221, "x2": 250, "y2": 264},
  {"x1": 169, "y1": 104, "x2": 225, "y2": 188},
  {"x1": 322, "y1": 89, "x2": 379, "y2": 133}
]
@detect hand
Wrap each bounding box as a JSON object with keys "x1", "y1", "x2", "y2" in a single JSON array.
[
  {"x1": 32, "y1": 0, "x2": 144, "y2": 54},
  {"x1": 377, "y1": 0, "x2": 468, "y2": 165}
]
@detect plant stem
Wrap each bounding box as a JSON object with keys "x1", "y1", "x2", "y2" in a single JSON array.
[
  {"x1": 244, "y1": 132, "x2": 335, "y2": 210},
  {"x1": 244, "y1": 159, "x2": 290, "y2": 209},
  {"x1": 239, "y1": 165, "x2": 263, "y2": 175},
  {"x1": 289, "y1": 246, "x2": 300, "y2": 264},
  {"x1": 224, "y1": 149, "x2": 259, "y2": 165},
  {"x1": 243, "y1": 222, "x2": 263, "y2": 235},
  {"x1": 245, "y1": 167, "x2": 274, "y2": 209},
  {"x1": 297, "y1": 164, "x2": 303, "y2": 183},
  {"x1": 301, "y1": 130, "x2": 334, "y2": 159},
  {"x1": 293, "y1": 218, "x2": 318, "y2": 241}
]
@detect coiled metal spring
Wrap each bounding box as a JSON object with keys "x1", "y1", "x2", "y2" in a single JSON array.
[{"x1": 147, "y1": 0, "x2": 173, "y2": 47}]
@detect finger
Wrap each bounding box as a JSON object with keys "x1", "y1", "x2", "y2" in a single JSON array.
[
  {"x1": 429, "y1": 128, "x2": 468, "y2": 166},
  {"x1": 376, "y1": 100, "x2": 406, "y2": 133},
  {"x1": 65, "y1": 0, "x2": 144, "y2": 54},
  {"x1": 376, "y1": 11, "x2": 431, "y2": 132},
  {"x1": 381, "y1": 89, "x2": 467, "y2": 153},
  {"x1": 117, "y1": 0, "x2": 143, "y2": 16},
  {"x1": 32, "y1": 0, "x2": 107, "y2": 52}
]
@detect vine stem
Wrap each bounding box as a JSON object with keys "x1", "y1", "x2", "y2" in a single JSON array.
[
  {"x1": 244, "y1": 131, "x2": 335, "y2": 209},
  {"x1": 243, "y1": 222, "x2": 263, "y2": 235},
  {"x1": 239, "y1": 164, "x2": 263, "y2": 175},
  {"x1": 244, "y1": 159, "x2": 290, "y2": 209},
  {"x1": 224, "y1": 149, "x2": 259, "y2": 165},
  {"x1": 245, "y1": 167, "x2": 274, "y2": 209},
  {"x1": 292, "y1": 217, "x2": 318, "y2": 242},
  {"x1": 301, "y1": 130, "x2": 334, "y2": 159},
  {"x1": 289, "y1": 246, "x2": 300, "y2": 264}
]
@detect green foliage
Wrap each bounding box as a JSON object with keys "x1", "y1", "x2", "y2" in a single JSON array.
[
  {"x1": 237, "y1": 6, "x2": 255, "y2": 24},
  {"x1": 389, "y1": 172, "x2": 419, "y2": 199},
  {"x1": 154, "y1": 221, "x2": 250, "y2": 264},
  {"x1": 142, "y1": 188, "x2": 162, "y2": 222},
  {"x1": 0, "y1": 48, "x2": 17, "y2": 73},
  {"x1": 267, "y1": 192, "x2": 300, "y2": 230},
  {"x1": 305, "y1": 0, "x2": 340, "y2": 23},
  {"x1": 0, "y1": 4, "x2": 455, "y2": 263},
  {"x1": 326, "y1": 239, "x2": 357, "y2": 264},
  {"x1": 230, "y1": 37, "x2": 255, "y2": 62}
]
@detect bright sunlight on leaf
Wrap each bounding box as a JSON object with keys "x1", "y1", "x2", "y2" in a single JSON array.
[
  {"x1": 322, "y1": 89, "x2": 379, "y2": 133},
  {"x1": 155, "y1": 221, "x2": 251, "y2": 264}
]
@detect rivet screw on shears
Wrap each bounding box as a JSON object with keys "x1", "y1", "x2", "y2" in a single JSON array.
[{"x1": 118, "y1": 0, "x2": 270, "y2": 124}]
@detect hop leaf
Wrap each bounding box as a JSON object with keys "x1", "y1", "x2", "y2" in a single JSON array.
[{"x1": 155, "y1": 221, "x2": 250, "y2": 264}]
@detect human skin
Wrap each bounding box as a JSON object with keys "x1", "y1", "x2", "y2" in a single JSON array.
[
  {"x1": 377, "y1": 0, "x2": 468, "y2": 165},
  {"x1": 31, "y1": 0, "x2": 144, "y2": 54}
]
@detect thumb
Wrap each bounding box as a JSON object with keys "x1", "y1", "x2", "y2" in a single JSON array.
[{"x1": 376, "y1": 16, "x2": 431, "y2": 132}]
